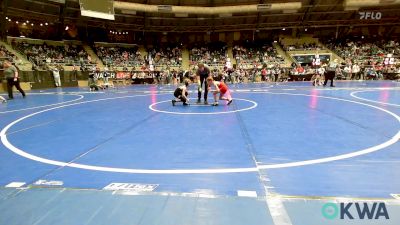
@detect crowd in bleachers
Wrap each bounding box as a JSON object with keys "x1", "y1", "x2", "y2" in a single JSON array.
[
  {"x1": 378, "y1": 40, "x2": 400, "y2": 59},
  {"x1": 95, "y1": 45, "x2": 143, "y2": 67},
  {"x1": 0, "y1": 45, "x2": 18, "y2": 63},
  {"x1": 2, "y1": 38, "x2": 399, "y2": 85},
  {"x1": 147, "y1": 44, "x2": 182, "y2": 66},
  {"x1": 189, "y1": 42, "x2": 227, "y2": 66},
  {"x1": 324, "y1": 39, "x2": 385, "y2": 65},
  {"x1": 13, "y1": 42, "x2": 89, "y2": 68},
  {"x1": 284, "y1": 43, "x2": 324, "y2": 51},
  {"x1": 233, "y1": 43, "x2": 284, "y2": 66},
  {"x1": 322, "y1": 38, "x2": 399, "y2": 80}
]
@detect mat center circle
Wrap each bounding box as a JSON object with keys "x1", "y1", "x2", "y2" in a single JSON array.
[{"x1": 148, "y1": 98, "x2": 258, "y2": 115}]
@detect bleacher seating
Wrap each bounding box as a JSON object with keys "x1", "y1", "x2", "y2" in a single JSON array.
[
  {"x1": 147, "y1": 44, "x2": 183, "y2": 66},
  {"x1": 189, "y1": 42, "x2": 227, "y2": 66},
  {"x1": 13, "y1": 41, "x2": 89, "y2": 68},
  {"x1": 95, "y1": 45, "x2": 144, "y2": 67}
]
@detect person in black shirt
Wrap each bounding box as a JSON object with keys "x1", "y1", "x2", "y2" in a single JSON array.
[{"x1": 196, "y1": 63, "x2": 210, "y2": 104}]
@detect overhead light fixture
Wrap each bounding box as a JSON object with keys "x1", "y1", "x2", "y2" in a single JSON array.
[
  {"x1": 16, "y1": 21, "x2": 19, "y2": 24},
  {"x1": 8, "y1": 19, "x2": 11, "y2": 22},
  {"x1": 282, "y1": 28, "x2": 286, "y2": 30},
  {"x1": 23, "y1": 22, "x2": 26, "y2": 25},
  {"x1": 274, "y1": 40, "x2": 277, "y2": 43},
  {"x1": 45, "y1": 22, "x2": 48, "y2": 25},
  {"x1": 31, "y1": 23, "x2": 34, "y2": 26},
  {"x1": 65, "y1": 26, "x2": 69, "y2": 30},
  {"x1": 40, "y1": 23, "x2": 43, "y2": 26},
  {"x1": 126, "y1": 31, "x2": 128, "y2": 34},
  {"x1": 5, "y1": 17, "x2": 8, "y2": 20},
  {"x1": 305, "y1": 28, "x2": 308, "y2": 31},
  {"x1": 26, "y1": 20, "x2": 29, "y2": 23}
]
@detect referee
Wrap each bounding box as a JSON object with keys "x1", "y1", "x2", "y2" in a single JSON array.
[
  {"x1": 196, "y1": 63, "x2": 210, "y2": 104},
  {"x1": 3, "y1": 60, "x2": 25, "y2": 100},
  {"x1": 324, "y1": 59, "x2": 338, "y2": 87}
]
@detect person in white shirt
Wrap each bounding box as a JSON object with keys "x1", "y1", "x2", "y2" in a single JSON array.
[
  {"x1": 352, "y1": 64, "x2": 360, "y2": 80},
  {"x1": 52, "y1": 67, "x2": 61, "y2": 87},
  {"x1": 344, "y1": 65, "x2": 352, "y2": 80}
]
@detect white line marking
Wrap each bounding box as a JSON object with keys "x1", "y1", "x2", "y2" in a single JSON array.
[
  {"x1": 186, "y1": 103, "x2": 212, "y2": 107},
  {"x1": 390, "y1": 194, "x2": 400, "y2": 200},
  {"x1": 5, "y1": 182, "x2": 26, "y2": 188},
  {"x1": 237, "y1": 190, "x2": 258, "y2": 198},
  {"x1": 350, "y1": 90, "x2": 400, "y2": 107},
  {"x1": 0, "y1": 93, "x2": 84, "y2": 114},
  {"x1": 149, "y1": 98, "x2": 258, "y2": 115},
  {"x1": 265, "y1": 194, "x2": 294, "y2": 225},
  {"x1": 0, "y1": 92, "x2": 399, "y2": 174},
  {"x1": 249, "y1": 92, "x2": 400, "y2": 170},
  {"x1": 198, "y1": 193, "x2": 217, "y2": 198}
]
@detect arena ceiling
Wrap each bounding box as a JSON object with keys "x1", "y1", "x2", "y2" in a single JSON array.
[{"x1": 2, "y1": 0, "x2": 400, "y2": 33}]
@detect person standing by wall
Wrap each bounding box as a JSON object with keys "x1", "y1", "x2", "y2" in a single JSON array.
[
  {"x1": 52, "y1": 66, "x2": 62, "y2": 87},
  {"x1": 3, "y1": 60, "x2": 25, "y2": 100},
  {"x1": 103, "y1": 65, "x2": 110, "y2": 86},
  {"x1": 352, "y1": 63, "x2": 360, "y2": 80},
  {"x1": 72, "y1": 64, "x2": 78, "y2": 81}
]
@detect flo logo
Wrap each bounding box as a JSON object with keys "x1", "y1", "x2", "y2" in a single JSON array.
[
  {"x1": 359, "y1": 11, "x2": 382, "y2": 20},
  {"x1": 321, "y1": 202, "x2": 389, "y2": 220}
]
